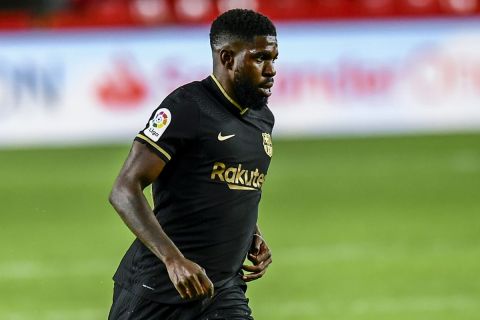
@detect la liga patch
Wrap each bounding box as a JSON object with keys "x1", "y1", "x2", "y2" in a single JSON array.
[{"x1": 144, "y1": 108, "x2": 171, "y2": 142}]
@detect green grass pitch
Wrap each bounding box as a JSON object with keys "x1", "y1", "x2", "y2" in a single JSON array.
[{"x1": 1, "y1": 133, "x2": 479, "y2": 319}]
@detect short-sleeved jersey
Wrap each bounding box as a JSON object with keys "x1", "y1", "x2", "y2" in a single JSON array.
[{"x1": 113, "y1": 75, "x2": 274, "y2": 304}]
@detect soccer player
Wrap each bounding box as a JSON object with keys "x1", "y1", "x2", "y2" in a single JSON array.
[{"x1": 108, "y1": 8, "x2": 278, "y2": 320}]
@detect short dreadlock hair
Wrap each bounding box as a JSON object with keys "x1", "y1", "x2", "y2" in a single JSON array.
[{"x1": 209, "y1": 9, "x2": 276, "y2": 49}]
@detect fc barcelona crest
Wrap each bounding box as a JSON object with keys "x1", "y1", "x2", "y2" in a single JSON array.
[{"x1": 262, "y1": 133, "x2": 273, "y2": 157}]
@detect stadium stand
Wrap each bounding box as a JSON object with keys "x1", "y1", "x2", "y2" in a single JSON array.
[{"x1": 0, "y1": 0, "x2": 479, "y2": 30}]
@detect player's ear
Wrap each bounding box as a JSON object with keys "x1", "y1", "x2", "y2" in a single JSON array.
[{"x1": 220, "y1": 49, "x2": 234, "y2": 70}]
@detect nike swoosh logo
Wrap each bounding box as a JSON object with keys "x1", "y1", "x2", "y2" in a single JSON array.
[{"x1": 218, "y1": 132, "x2": 235, "y2": 141}]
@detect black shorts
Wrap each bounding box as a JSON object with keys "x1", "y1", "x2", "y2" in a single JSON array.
[{"x1": 108, "y1": 277, "x2": 254, "y2": 320}]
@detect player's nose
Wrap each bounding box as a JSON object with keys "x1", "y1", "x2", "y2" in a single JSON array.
[{"x1": 263, "y1": 61, "x2": 276, "y2": 78}]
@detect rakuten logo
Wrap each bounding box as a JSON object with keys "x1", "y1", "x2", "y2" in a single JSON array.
[{"x1": 210, "y1": 162, "x2": 266, "y2": 191}]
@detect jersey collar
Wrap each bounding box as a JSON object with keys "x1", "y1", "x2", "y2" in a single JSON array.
[{"x1": 210, "y1": 74, "x2": 249, "y2": 116}]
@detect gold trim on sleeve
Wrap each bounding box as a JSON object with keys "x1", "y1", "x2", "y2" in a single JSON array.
[
  {"x1": 210, "y1": 74, "x2": 248, "y2": 115},
  {"x1": 135, "y1": 134, "x2": 172, "y2": 161}
]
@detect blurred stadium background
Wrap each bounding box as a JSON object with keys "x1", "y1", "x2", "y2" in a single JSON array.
[{"x1": 1, "y1": 0, "x2": 480, "y2": 319}]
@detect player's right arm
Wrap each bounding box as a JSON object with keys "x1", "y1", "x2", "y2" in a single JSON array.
[{"x1": 108, "y1": 141, "x2": 214, "y2": 300}]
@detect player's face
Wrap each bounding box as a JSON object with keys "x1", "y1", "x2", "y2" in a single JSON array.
[{"x1": 233, "y1": 35, "x2": 278, "y2": 110}]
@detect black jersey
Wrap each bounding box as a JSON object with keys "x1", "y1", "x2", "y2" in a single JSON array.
[{"x1": 113, "y1": 75, "x2": 274, "y2": 304}]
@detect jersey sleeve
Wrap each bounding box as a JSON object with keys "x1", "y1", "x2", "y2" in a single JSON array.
[{"x1": 134, "y1": 96, "x2": 199, "y2": 163}]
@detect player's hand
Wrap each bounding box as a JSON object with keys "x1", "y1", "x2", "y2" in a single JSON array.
[
  {"x1": 242, "y1": 233, "x2": 272, "y2": 282},
  {"x1": 164, "y1": 256, "x2": 214, "y2": 300}
]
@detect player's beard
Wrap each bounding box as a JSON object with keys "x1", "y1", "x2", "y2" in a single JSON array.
[{"x1": 233, "y1": 73, "x2": 268, "y2": 110}]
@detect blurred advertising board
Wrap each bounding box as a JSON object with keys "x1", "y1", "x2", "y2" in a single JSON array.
[{"x1": 1, "y1": 20, "x2": 480, "y2": 146}]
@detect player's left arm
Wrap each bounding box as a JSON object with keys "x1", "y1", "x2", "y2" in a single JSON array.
[{"x1": 242, "y1": 224, "x2": 272, "y2": 282}]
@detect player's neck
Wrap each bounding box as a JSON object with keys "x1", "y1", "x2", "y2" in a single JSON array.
[{"x1": 212, "y1": 72, "x2": 238, "y2": 104}]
